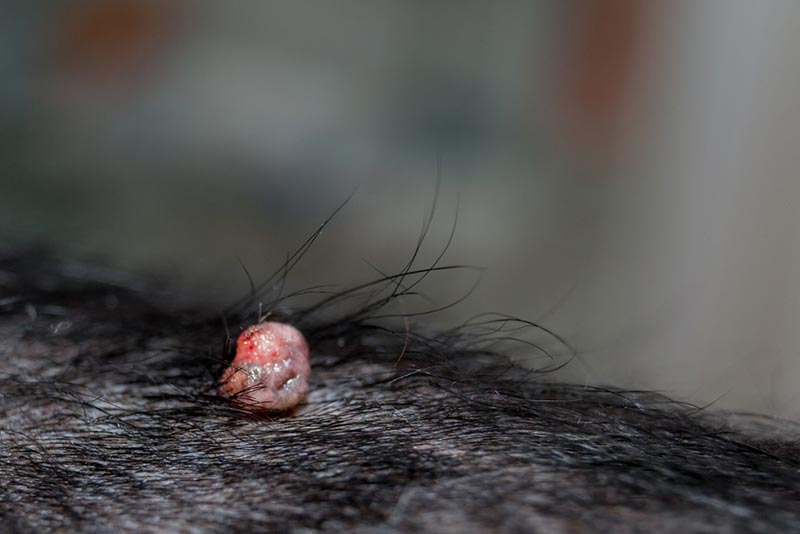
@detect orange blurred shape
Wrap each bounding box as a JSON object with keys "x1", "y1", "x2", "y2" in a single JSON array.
[
  {"x1": 560, "y1": 0, "x2": 644, "y2": 146},
  {"x1": 53, "y1": 0, "x2": 173, "y2": 91}
]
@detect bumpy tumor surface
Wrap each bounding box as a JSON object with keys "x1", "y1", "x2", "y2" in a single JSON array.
[{"x1": 217, "y1": 322, "x2": 311, "y2": 412}]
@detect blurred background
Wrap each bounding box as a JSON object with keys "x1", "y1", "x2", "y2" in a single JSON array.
[{"x1": 2, "y1": 0, "x2": 800, "y2": 419}]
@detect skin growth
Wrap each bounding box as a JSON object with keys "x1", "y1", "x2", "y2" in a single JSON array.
[{"x1": 217, "y1": 321, "x2": 311, "y2": 413}]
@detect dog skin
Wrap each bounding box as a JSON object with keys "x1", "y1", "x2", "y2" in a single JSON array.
[{"x1": 1, "y1": 247, "x2": 800, "y2": 533}]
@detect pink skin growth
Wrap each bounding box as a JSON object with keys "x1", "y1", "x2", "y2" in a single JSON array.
[{"x1": 217, "y1": 322, "x2": 311, "y2": 412}]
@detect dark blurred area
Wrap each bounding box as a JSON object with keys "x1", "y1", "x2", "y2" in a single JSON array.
[{"x1": 2, "y1": 1, "x2": 799, "y2": 419}]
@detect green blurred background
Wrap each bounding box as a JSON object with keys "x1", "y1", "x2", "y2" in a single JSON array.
[{"x1": 3, "y1": 1, "x2": 800, "y2": 420}]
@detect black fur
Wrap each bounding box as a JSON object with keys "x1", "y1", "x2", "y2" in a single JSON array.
[{"x1": 1, "y1": 248, "x2": 800, "y2": 533}]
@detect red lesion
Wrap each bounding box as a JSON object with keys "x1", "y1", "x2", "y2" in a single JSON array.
[
  {"x1": 233, "y1": 324, "x2": 284, "y2": 366},
  {"x1": 218, "y1": 322, "x2": 311, "y2": 413}
]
